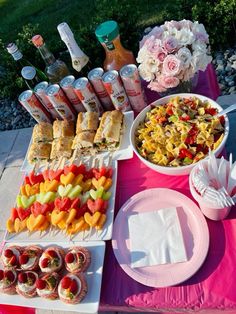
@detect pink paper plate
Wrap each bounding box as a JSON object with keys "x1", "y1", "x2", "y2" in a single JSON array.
[{"x1": 112, "y1": 188, "x2": 209, "y2": 287}]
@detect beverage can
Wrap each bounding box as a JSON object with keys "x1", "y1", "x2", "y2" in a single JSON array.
[
  {"x1": 120, "y1": 64, "x2": 147, "y2": 112},
  {"x1": 102, "y1": 70, "x2": 131, "y2": 112},
  {"x1": 46, "y1": 84, "x2": 76, "y2": 120},
  {"x1": 73, "y1": 77, "x2": 103, "y2": 116},
  {"x1": 34, "y1": 81, "x2": 60, "y2": 119},
  {"x1": 18, "y1": 90, "x2": 52, "y2": 123},
  {"x1": 88, "y1": 67, "x2": 113, "y2": 110},
  {"x1": 60, "y1": 75, "x2": 86, "y2": 113}
]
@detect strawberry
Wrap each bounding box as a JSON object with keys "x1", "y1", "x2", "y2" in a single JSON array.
[
  {"x1": 77, "y1": 252, "x2": 85, "y2": 263},
  {"x1": 41, "y1": 258, "x2": 49, "y2": 268},
  {"x1": 61, "y1": 276, "x2": 72, "y2": 289},
  {"x1": 18, "y1": 272, "x2": 27, "y2": 283},
  {"x1": 17, "y1": 207, "x2": 31, "y2": 221},
  {"x1": 0, "y1": 270, "x2": 4, "y2": 280},
  {"x1": 29, "y1": 171, "x2": 44, "y2": 185},
  {"x1": 27, "y1": 272, "x2": 36, "y2": 283},
  {"x1": 4, "y1": 249, "x2": 13, "y2": 258},
  {"x1": 47, "y1": 250, "x2": 58, "y2": 258},
  {"x1": 19, "y1": 254, "x2": 29, "y2": 265},
  {"x1": 69, "y1": 279, "x2": 78, "y2": 294},
  {"x1": 65, "y1": 252, "x2": 74, "y2": 264},
  {"x1": 9, "y1": 255, "x2": 17, "y2": 266},
  {"x1": 31, "y1": 202, "x2": 42, "y2": 217},
  {"x1": 64, "y1": 164, "x2": 79, "y2": 176},
  {"x1": 36, "y1": 279, "x2": 46, "y2": 290},
  {"x1": 5, "y1": 270, "x2": 15, "y2": 282},
  {"x1": 10, "y1": 207, "x2": 19, "y2": 222},
  {"x1": 83, "y1": 169, "x2": 94, "y2": 181}
]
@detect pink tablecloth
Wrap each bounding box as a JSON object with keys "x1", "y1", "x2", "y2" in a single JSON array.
[
  {"x1": 2, "y1": 64, "x2": 231, "y2": 313},
  {"x1": 99, "y1": 65, "x2": 236, "y2": 313}
]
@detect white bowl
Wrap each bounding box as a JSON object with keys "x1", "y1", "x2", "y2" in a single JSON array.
[{"x1": 130, "y1": 93, "x2": 229, "y2": 176}]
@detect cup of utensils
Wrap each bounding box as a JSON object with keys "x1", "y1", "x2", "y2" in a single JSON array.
[{"x1": 189, "y1": 152, "x2": 236, "y2": 220}]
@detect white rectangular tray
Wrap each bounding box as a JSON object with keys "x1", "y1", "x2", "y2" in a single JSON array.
[
  {"x1": 0, "y1": 241, "x2": 105, "y2": 313},
  {"x1": 21, "y1": 110, "x2": 134, "y2": 173},
  {"x1": 5, "y1": 159, "x2": 117, "y2": 242}
]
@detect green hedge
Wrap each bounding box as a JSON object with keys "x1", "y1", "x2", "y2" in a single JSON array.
[{"x1": 0, "y1": 0, "x2": 235, "y2": 100}]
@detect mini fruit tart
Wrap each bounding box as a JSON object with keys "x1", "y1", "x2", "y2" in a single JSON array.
[
  {"x1": 36, "y1": 272, "x2": 60, "y2": 300},
  {"x1": 1, "y1": 246, "x2": 22, "y2": 269},
  {"x1": 16, "y1": 271, "x2": 38, "y2": 298},
  {"x1": 58, "y1": 273, "x2": 87, "y2": 304},
  {"x1": 65, "y1": 247, "x2": 91, "y2": 273},
  {"x1": 0, "y1": 269, "x2": 17, "y2": 294},
  {"x1": 19, "y1": 245, "x2": 43, "y2": 271},
  {"x1": 39, "y1": 247, "x2": 64, "y2": 273}
]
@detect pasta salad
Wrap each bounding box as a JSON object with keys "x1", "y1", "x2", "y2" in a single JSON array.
[{"x1": 135, "y1": 96, "x2": 225, "y2": 167}]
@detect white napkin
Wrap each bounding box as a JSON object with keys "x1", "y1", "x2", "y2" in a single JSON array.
[{"x1": 128, "y1": 207, "x2": 187, "y2": 268}]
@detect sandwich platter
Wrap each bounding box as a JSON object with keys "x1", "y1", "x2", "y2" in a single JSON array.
[
  {"x1": 0, "y1": 241, "x2": 105, "y2": 313},
  {"x1": 21, "y1": 110, "x2": 134, "y2": 173}
]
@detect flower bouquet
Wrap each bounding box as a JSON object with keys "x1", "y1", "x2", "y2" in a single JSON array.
[{"x1": 137, "y1": 20, "x2": 212, "y2": 93}]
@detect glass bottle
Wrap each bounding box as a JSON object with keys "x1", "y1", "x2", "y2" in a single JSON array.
[
  {"x1": 31, "y1": 34, "x2": 70, "y2": 83},
  {"x1": 57, "y1": 22, "x2": 90, "y2": 75},
  {"x1": 21, "y1": 66, "x2": 44, "y2": 90},
  {"x1": 95, "y1": 20, "x2": 136, "y2": 71},
  {"x1": 6, "y1": 42, "x2": 48, "y2": 82}
]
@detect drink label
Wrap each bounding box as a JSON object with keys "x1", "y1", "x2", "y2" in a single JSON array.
[{"x1": 104, "y1": 39, "x2": 115, "y2": 51}]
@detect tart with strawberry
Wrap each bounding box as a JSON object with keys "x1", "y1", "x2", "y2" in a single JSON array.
[
  {"x1": 16, "y1": 271, "x2": 38, "y2": 298},
  {"x1": 36, "y1": 272, "x2": 60, "y2": 300},
  {"x1": 65, "y1": 247, "x2": 91, "y2": 273},
  {"x1": 0, "y1": 269, "x2": 17, "y2": 294},
  {"x1": 1, "y1": 246, "x2": 22, "y2": 269},
  {"x1": 39, "y1": 247, "x2": 64, "y2": 273},
  {"x1": 58, "y1": 273, "x2": 87, "y2": 304},
  {"x1": 19, "y1": 245, "x2": 42, "y2": 271}
]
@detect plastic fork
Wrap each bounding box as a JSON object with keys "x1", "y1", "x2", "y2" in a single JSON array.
[{"x1": 216, "y1": 103, "x2": 236, "y2": 117}]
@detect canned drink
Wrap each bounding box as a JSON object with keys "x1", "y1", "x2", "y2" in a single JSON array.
[
  {"x1": 73, "y1": 77, "x2": 103, "y2": 116},
  {"x1": 88, "y1": 67, "x2": 113, "y2": 110},
  {"x1": 18, "y1": 90, "x2": 52, "y2": 123},
  {"x1": 120, "y1": 64, "x2": 147, "y2": 112},
  {"x1": 46, "y1": 84, "x2": 76, "y2": 120},
  {"x1": 34, "y1": 81, "x2": 60, "y2": 119},
  {"x1": 60, "y1": 75, "x2": 86, "y2": 113},
  {"x1": 102, "y1": 70, "x2": 131, "y2": 112}
]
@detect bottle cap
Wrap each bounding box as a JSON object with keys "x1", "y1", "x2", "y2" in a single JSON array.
[
  {"x1": 21, "y1": 66, "x2": 36, "y2": 80},
  {"x1": 32, "y1": 35, "x2": 44, "y2": 47},
  {"x1": 95, "y1": 20, "x2": 119, "y2": 43},
  {"x1": 57, "y1": 22, "x2": 74, "y2": 42},
  {"x1": 6, "y1": 43, "x2": 18, "y2": 54}
]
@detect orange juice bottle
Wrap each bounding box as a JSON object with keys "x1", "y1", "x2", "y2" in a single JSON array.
[{"x1": 95, "y1": 20, "x2": 136, "y2": 71}]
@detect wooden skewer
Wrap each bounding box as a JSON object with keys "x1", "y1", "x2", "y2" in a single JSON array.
[{"x1": 70, "y1": 148, "x2": 78, "y2": 165}]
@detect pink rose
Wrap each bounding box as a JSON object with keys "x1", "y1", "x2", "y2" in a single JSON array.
[
  {"x1": 159, "y1": 75, "x2": 180, "y2": 89},
  {"x1": 148, "y1": 80, "x2": 166, "y2": 93},
  {"x1": 149, "y1": 26, "x2": 163, "y2": 39},
  {"x1": 154, "y1": 47, "x2": 167, "y2": 62},
  {"x1": 162, "y1": 37, "x2": 178, "y2": 53},
  {"x1": 163, "y1": 55, "x2": 181, "y2": 76}
]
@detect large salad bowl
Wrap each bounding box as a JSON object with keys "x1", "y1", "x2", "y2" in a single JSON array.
[{"x1": 130, "y1": 93, "x2": 229, "y2": 176}]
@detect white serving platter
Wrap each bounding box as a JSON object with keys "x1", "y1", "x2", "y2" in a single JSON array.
[
  {"x1": 21, "y1": 110, "x2": 134, "y2": 173},
  {"x1": 0, "y1": 241, "x2": 105, "y2": 313},
  {"x1": 5, "y1": 159, "x2": 117, "y2": 242}
]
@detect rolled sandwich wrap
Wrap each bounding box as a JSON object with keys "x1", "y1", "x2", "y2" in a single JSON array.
[
  {"x1": 65, "y1": 247, "x2": 91, "y2": 273},
  {"x1": 27, "y1": 142, "x2": 51, "y2": 164},
  {"x1": 39, "y1": 247, "x2": 64, "y2": 273},
  {"x1": 18, "y1": 245, "x2": 43, "y2": 271},
  {"x1": 32, "y1": 122, "x2": 53, "y2": 143},
  {"x1": 36, "y1": 272, "x2": 60, "y2": 300},
  {"x1": 53, "y1": 119, "x2": 75, "y2": 139},
  {"x1": 72, "y1": 132, "x2": 95, "y2": 151},
  {"x1": 0, "y1": 269, "x2": 17, "y2": 295},
  {"x1": 94, "y1": 110, "x2": 124, "y2": 151},
  {"x1": 58, "y1": 273, "x2": 87, "y2": 304},
  {"x1": 76, "y1": 112, "x2": 99, "y2": 134},
  {"x1": 16, "y1": 271, "x2": 38, "y2": 298},
  {"x1": 1, "y1": 245, "x2": 23, "y2": 269},
  {"x1": 50, "y1": 137, "x2": 73, "y2": 160}
]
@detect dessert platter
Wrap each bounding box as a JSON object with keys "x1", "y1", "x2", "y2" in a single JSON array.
[
  {"x1": 0, "y1": 241, "x2": 105, "y2": 313},
  {"x1": 6, "y1": 156, "x2": 117, "y2": 242},
  {"x1": 21, "y1": 110, "x2": 134, "y2": 173}
]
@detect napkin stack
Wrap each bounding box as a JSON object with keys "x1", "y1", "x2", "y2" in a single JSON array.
[{"x1": 128, "y1": 207, "x2": 187, "y2": 268}]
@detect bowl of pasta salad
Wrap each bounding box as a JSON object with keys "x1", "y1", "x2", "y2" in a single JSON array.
[{"x1": 130, "y1": 93, "x2": 229, "y2": 176}]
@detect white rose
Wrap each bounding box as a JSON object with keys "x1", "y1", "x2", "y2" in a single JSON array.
[
  {"x1": 176, "y1": 28, "x2": 195, "y2": 46},
  {"x1": 191, "y1": 52, "x2": 212, "y2": 72},
  {"x1": 138, "y1": 63, "x2": 155, "y2": 82},
  {"x1": 192, "y1": 40, "x2": 207, "y2": 54},
  {"x1": 176, "y1": 47, "x2": 192, "y2": 67},
  {"x1": 136, "y1": 46, "x2": 151, "y2": 63}
]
